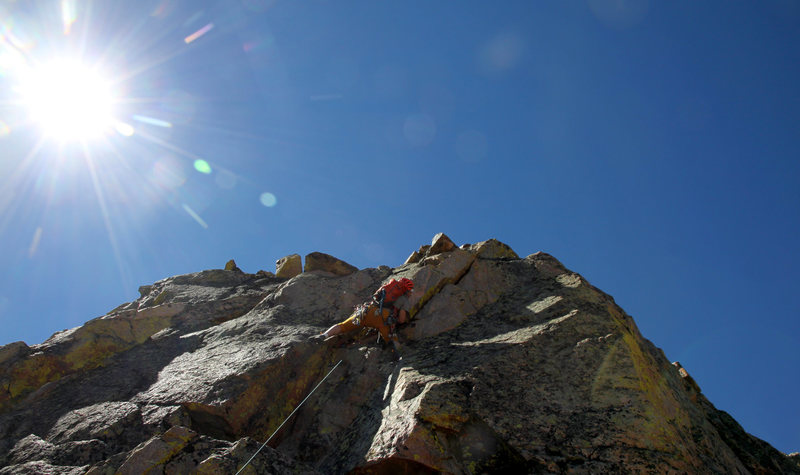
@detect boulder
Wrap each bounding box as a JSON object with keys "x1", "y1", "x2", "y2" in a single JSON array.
[
  {"x1": 0, "y1": 460, "x2": 86, "y2": 475},
  {"x1": 8, "y1": 435, "x2": 55, "y2": 466},
  {"x1": 428, "y1": 232, "x2": 456, "y2": 255},
  {"x1": 193, "y1": 439, "x2": 321, "y2": 474},
  {"x1": 275, "y1": 254, "x2": 302, "y2": 279},
  {"x1": 304, "y1": 252, "x2": 358, "y2": 276},
  {"x1": 137, "y1": 285, "x2": 153, "y2": 298},
  {"x1": 403, "y1": 245, "x2": 430, "y2": 265},
  {"x1": 224, "y1": 259, "x2": 242, "y2": 272},
  {"x1": 472, "y1": 238, "x2": 519, "y2": 259},
  {"x1": 0, "y1": 342, "x2": 29, "y2": 366},
  {"x1": 117, "y1": 426, "x2": 197, "y2": 475}
]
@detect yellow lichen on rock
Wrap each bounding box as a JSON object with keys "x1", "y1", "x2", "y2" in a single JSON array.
[
  {"x1": 1, "y1": 310, "x2": 177, "y2": 412},
  {"x1": 117, "y1": 426, "x2": 198, "y2": 475},
  {"x1": 6, "y1": 353, "x2": 66, "y2": 401},
  {"x1": 602, "y1": 303, "x2": 691, "y2": 453},
  {"x1": 224, "y1": 259, "x2": 241, "y2": 272},
  {"x1": 225, "y1": 348, "x2": 334, "y2": 440},
  {"x1": 2, "y1": 237, "x2": 794, "y2": 474},
  {"x1": 152, "y1": 290, "x2": 171, "y2": 306},
  {"x1": 275, "y1": 254, "x2": 302, "y2": 279}
]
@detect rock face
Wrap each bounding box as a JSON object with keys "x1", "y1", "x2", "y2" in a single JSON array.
[{"x1": 1, "y1": 235, "x2": 797, "y2": 474}]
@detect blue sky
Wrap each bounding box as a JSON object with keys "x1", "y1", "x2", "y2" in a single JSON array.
[{"x1": 1, "y1": 0, "x2": 798, "y2": 454}]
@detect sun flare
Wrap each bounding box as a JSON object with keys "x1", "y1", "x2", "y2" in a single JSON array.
[{"x1": 17, "y1": 59, "x2": 116, "y2": 141}]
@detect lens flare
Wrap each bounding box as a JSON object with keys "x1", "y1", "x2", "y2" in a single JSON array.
[
  {"x1": 182, "y1": 203, "x2": 208, "y2": 228},
  {"x1": 259, "y1": 192, "x2": 277, "y2": 207},
  {"x1": 61, "y1": 0, "x2": 77, "y2": 35},
  {"x1": 477, "y1": 32, "x2": 525, "y2": 76},
  {"x1": 150, "y1": 0, "x2": 175, "y2": 18},
  {"x1": 193, "y1": 159, "x2": 211, "y2": 174},
  {"x1": 132, "y1": 115, "x2": 172, "y2": 128},
  {"x1": 114, "y1": 122, "x2": 135, "y2": 136},
  {"x1": 28, "y1": 227, "x2": 43, "y2": 257},
  {"x1": 184, "y1": 23, "x2": 214, "y2": 44},
  {"x1": 150, "y1": 159, "x2": 186, "y2": 190}
]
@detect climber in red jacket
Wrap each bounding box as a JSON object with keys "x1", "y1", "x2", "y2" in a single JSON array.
[{"x1": 314, "y1": 278, "x2": 414, "y2": 350}]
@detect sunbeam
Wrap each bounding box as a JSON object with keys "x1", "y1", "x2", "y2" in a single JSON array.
[{"x1": 82, "y1": 142, "x2": 133, "y2": 295}]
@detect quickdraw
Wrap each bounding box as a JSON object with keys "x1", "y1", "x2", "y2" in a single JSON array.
[
  {"x1": 385, "y1": 308, "x2": 398, "y2": 340},
  {"x1": 352, "y1": 303, "x2": 370, "y2": 326},
  {"x1": 374, "y1": 288, "x2": 386, "y2": 319}
]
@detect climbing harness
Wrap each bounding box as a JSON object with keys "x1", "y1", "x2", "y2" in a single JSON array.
[
  {"x1": 234, "y1": 359, "x2": 343, "y2": 475},
  {"x1": 374, "y1": 290, "x2": 400, "y2": 339}
]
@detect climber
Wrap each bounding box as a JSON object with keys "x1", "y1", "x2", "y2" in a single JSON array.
[{"x1": 313, "y1": 278, "x2": 414, "y2": 352}]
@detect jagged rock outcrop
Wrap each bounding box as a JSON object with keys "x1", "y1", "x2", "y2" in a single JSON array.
[
  {"x1": 304, "y1": 251, "x2": 359, "y2": 276},
  {"x1": 276, "y1": 254, "x2": 302, "y2": 279},
  {"x1": 1, "y1": 234, "x2": 797, "y2": 474},
  {"x1": 225, "y1": 259, "x2": 242, "y2": 272}
]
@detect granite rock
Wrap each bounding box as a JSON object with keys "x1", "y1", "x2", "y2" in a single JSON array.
[{"x1": 1, "y1": 234, "x2": 796, "y2": 474}]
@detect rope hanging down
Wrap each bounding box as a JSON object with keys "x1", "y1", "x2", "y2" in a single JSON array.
[{"x1": 234, "y1": 359, "x2": 343, "y2": 475}]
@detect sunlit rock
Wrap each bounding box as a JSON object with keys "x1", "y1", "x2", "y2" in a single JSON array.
[
  {"x1": 224, "y1": 259, "x2": 242, "y2": 272},
  {"x1": 275, "y1": 254, "x2": 302, "y2": 279},
  {"x1": 304, "y1": 252, "x2": 358, "y2": 276},
  {"x1": 403, "y1": 244, "x2": 430, "y2": 265},
  {"x1": 116, "y1": 426, "x2": 197, "y2": 475},
  {"x1": 428, "y1": 232, "x2": 456, "y2": 255},
  {"x1": 471, "y1": 238, "x2": 519, "y2": 259}
]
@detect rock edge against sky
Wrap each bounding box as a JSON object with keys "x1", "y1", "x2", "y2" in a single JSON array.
[{"x1": 1, "y1": 233, "x2": 797, "y2": 474}]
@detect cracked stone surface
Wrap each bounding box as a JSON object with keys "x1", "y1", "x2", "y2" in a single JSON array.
[{"x1": 1, "y1": 234, "x2": 797, "y2": 474}]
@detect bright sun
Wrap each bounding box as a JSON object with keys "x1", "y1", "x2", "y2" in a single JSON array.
[{"x1": 18, "y1": 59, "x2": 116, "y2": 141}]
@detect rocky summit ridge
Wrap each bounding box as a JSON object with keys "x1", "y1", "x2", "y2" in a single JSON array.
[{"x1": 1, "y1": 234, "x2": 797, "y2": 474}]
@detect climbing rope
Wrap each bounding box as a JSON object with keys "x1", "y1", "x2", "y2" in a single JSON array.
[{"x1": 234, "y1": 359, "x2": 343, "y2": 475}]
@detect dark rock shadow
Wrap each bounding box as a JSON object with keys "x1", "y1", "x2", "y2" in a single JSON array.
[
  {"x1": 256, "y1": 340, "x2": 406, "y2": 474},
  {"x1": 0, "y1": 329, "x2": 203, "y2": 464}
]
